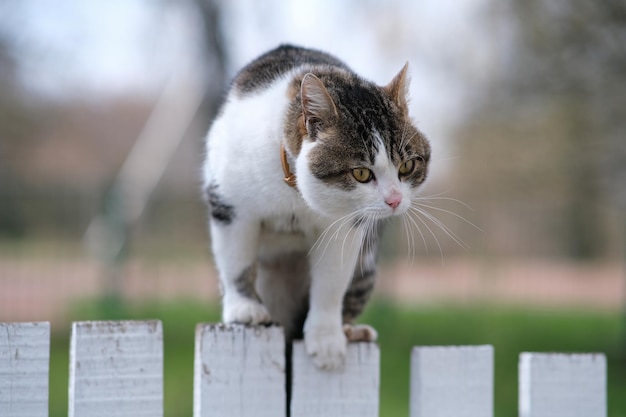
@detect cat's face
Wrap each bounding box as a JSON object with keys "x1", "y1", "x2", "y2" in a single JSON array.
[
  {"x1": 297, "y1": 122, "x2": 429, "y2": 220},
  {"x1": 294, "y1": 67, "x2": 430, "y2": 220}
]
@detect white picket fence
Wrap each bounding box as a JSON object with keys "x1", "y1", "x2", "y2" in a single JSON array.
[{"x1": 0, "y1": 321, "x2": 607, "y2": 417}]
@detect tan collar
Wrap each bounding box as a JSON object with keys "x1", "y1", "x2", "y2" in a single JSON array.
[{"x1": 280, "y1": 143, "x2": 297, "y2": 188}]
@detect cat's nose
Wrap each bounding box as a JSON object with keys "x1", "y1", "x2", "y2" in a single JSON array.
[{"x1": 385, "y1": 193, "x2": 402, "y2": 209}]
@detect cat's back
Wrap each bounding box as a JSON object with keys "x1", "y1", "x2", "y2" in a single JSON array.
[
  {"x1": 205, "y1": 46, "x2": 347, "y2": 212},
  {"x1": 231, "y1": 44, "x2": 350, "y2": 96}
]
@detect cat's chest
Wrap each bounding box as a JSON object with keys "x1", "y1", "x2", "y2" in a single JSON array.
[
  {"x1": 261, "y1": 214, "x2": 303, "y2": 234},
  {"x1": 258, "y1": 211, "x2": 318, "y2": 258}
]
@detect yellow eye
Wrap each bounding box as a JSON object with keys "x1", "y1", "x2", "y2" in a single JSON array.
[
  {"x1": 399, "y1": 159, "x2": 415, "y2": 176},
  {"x1": 352, "y1": 167, "x2": 373, "y2": 183}
]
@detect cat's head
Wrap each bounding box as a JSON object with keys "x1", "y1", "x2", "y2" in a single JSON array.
[{"x1": 292, "y1": 65, "x2": 431, "y2": 220}]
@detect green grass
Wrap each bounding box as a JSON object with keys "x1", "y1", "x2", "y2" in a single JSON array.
[
  {"x1": 48, "y1": 298, "x2": 626, "y2": 417},
  {"x1": 360, "y1": 300, "x2": 626, "y2": 417}
]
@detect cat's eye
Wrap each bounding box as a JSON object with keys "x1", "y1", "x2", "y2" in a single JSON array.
[
  {"x1": 399, "y1": 159, "x2": 415, "y2": 176},
  {"x1": 352, "y1": 168, "x2": 373, "y2": 183}
]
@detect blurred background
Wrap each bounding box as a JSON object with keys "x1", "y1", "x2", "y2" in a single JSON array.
[{"x1": 0, "y1": 1, "x2": 625, "y2": 416}]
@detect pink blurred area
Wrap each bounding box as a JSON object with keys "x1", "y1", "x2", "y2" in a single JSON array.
[{"x1": 1, "y1": 255, "x2": 623, "y2": 324}]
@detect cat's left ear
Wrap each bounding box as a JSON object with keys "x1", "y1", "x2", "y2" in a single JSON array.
[
  {"x1": 301, "y1": 73, "x2": 338, "y2": 138},
  {"x1": 384, "y1": 62, "x2": 410, "y2": 114}
]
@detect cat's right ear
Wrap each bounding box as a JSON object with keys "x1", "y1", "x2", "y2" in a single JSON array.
[
  {"x1": 300, "y1": 73, "x2": 338, "y2": 138},
  {"x1": 384, "y1": 62, "x2": 410, "y2": 115}
]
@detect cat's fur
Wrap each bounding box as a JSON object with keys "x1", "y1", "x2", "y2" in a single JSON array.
[{"x1": 203, "y1": 45, "x2": 430, "y2": 369}]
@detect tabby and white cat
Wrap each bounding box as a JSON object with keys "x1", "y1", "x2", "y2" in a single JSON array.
[{"x1": 203, "y1": 45, "x2": 430, "y2": 369}]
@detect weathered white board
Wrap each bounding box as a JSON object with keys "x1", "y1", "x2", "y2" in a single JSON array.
[
  {"x1": 519, "y1": 353, "x2": 606, "y2": 417},
  {"x1": 68, "y1": 320, "x2": 163, "y2": 417},
  {"x1": 410, "y1": 345, "x2": 493, "y2": 417},
  {"x1": 0, "y1": 322, "x2": 50, "y2": 417},
  {"x1": 290, "y1": 342, "x2": 380, "y2": 417},
  {"x1": 193, "y1": 324, "x2": 286, "y2": 417}
]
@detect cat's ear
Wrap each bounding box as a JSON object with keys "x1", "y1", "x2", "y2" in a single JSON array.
[
  {"x1": 384, "y1": 62, "x2": 410, "y2": 114},
  {"x1": 301, "y1": 73, "x2": 338, "y2": 137}
]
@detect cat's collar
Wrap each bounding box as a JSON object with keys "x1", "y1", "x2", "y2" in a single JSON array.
[{"x1": 280, "y1": 143, "x2": 297, "y2": 188}]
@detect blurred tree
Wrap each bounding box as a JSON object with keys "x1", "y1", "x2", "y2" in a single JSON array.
[
  {"x1": 506, "y1": 0, "x2": 626, "y2": 237},
  {"x1": 0, "y1": 30, "x2": 38, "y2": 237},
  {"x1": 456, "y1": 0, "x2": 626, "y2": 259},
  {"x1": 455, "y1": 0, "x2": 626, "y2": 357},
  {"x1": 86, "y1": 0, "x2": 229, "y2": 301},
  {"x1": 193, "y1": 0, "x2": 228, "y2": 126}
]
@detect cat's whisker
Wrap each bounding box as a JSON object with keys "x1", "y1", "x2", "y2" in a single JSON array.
[
  {"x1": 402, "y1": 216, "x2": 415, "y2": 265},
  {"x1": 363, "y1": 214, "x2": 379, "y2": 274},
  {"x1": 412, "y1": 194, "x2": 475, "y2": 213},
  {"x1": 312, "y1": 217, "x2": 351, "y2": 259},
  {"x1": 405, "y1": 207, "x2": 445, "y2": 264},
  {"x1": 310, "y1": 215, "x2": 345, "y2": 259},
  {"x1": 353, "y1": 214, "x2": 367, "y2": 258},
  {"x1": 401, "y1": 213, "x2": 415, "y2": 265},
  {"x1": 340, "y1": 214, "x2": 361, "y2": 266},
  {"x1": 312, "y1": 210, "x2": 357, "y2": 250},
  {"x1": 409, "y1": 201, "x2": 472, "y2": 244},
  {"x1": 401, "y1": 209, "x2": 428, "y2": 256},
  {"x1": 347, "y1": 209, "x2": 377, "y2": 267},
  {"x1": 407, "y1": 216, "x2": 415, "y2": 263},
  {"x1": 405, "y1": 208, "x2": 441, "y2": 258},
  {"x1": 310, "y1": 209, "x2": 362, "y2": 265},
  {"x1": 408, "y1": 204, "x2": 470, "y2": 251},
  {"x1": 411, "y1": 200, "x2": 483, "y2": 233}
]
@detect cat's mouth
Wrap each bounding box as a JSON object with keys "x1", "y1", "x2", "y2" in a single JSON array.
[{"x1": 360, "y1": 204, "x2": 407, "y2": 221}]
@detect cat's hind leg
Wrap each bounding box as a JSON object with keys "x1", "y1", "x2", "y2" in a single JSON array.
[
  {"x1": 342, "y1": 247, "x2": 378, "y2": 342},
  {"x1": 210, "y1": 218, "x2": 271, "y2": 325},
  {"x1": 343, "y1": 324, "x2": 378, "y2": 342}
]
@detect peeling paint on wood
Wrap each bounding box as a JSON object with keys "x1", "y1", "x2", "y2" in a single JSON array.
[
  {"x1": 0, "y1": 322, "x2": 50, "y2": 417},
  {"x1": 193, "y1": 324, "x2": 285, "y2": 417},
  {"x1": 290, "y1": 342, "x2": 380, "y2": 417},
  {"x1": 68, "y1": 320, "x2": 163, "y2": 417}
]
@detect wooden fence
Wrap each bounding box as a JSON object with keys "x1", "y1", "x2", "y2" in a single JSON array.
[{"x1": 0, "y1": 321, "x2": 607, "y2": 417}]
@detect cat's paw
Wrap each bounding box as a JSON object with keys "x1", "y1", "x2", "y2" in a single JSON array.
[
  {"x1": 304, "y1": 323, "x2": 347, "y2": 370},
  {"x1": 343, "y1": 323, "x2": 378, "y2": 342},
  {"x1": 223, "y1": 298, "x2": 272, "y2": 325}
]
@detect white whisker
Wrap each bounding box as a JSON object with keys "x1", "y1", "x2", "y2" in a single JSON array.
[
  {"x1": 406, "y1": 207, "x2": 444, "y2": 263},
  {"x1": 411, "y1": 201, "x2": 483, "y2": 232},
  {"x1": 413, "y1": 194, "x2": 475, "y2": 212},
  {"x1": 340, "y1": 215, "x2": 359, "y2": 266},
  {"x1": 401, "y1": 214, "x2": 415, "y2": 265},
  {"x1": 357, "y1": 215, "x2": 376, "y2": 273},
  {"x1": 310, "y1": 210, "x2": 361, "y2": 263},
  {"x1": 402, "y1": 210, "x2": 428, "y2": 254},
  {"x1": 408, "y1": 205, "x2": 469, "y2": 250}
]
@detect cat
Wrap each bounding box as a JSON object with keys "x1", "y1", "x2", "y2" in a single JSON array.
[{"x1": 202, "y1": 44, "x2": 430, "y2": 369}]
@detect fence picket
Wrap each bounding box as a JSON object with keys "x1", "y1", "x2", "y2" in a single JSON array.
[
  {"x1": 68, "y1": 320, "x2": 163, "y2": 417},
  {"x1": 519, "y1": 352, "x2": 607, "y2": 417},
  {"x1": 290, "y1": 341, "x2": 380, "y2": 417},
  {"x1": 410, "y1": 345, "x2": 494, "y2": 417},
  {"x1": 0, "y1": 321, "x2": 611, "y2": 416},
  {"x1": 193, "y1": 324, "x2": 286, "y2": 417},
  {"x1": 0, "y1": 322, "x2": 50, "y2": 417}
]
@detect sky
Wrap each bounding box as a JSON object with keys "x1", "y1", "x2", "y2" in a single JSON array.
[{"x1": 2, "y1": 0, "x2": 497, "y2": 180}]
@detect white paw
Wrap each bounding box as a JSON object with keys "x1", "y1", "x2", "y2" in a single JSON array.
[
  {"x1": 223, "y1": 298, "x2": 272, "y2": 325},
  {"x1": 304, "y1": 323, "x2": 347, "y2": 370},
  {"x1": 343, "y1": 323, "x2": 378, "y2": 342}
]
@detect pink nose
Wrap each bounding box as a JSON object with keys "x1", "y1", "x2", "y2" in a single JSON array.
[{"x1": 385, "y1": 193, "x2": 402, "y2": 209}]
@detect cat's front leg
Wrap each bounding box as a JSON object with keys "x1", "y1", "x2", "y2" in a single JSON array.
[
  {"x1": 210, "y1": 219, "x2": 271, "y2": 325},
  {"x1": 304, "y1": 227, "x2": 364, "y2": 369}
]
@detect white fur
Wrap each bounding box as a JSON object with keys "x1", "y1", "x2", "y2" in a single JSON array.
[{"x1": 204, "y1": 72, "x2": 414, "y2": 369}]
